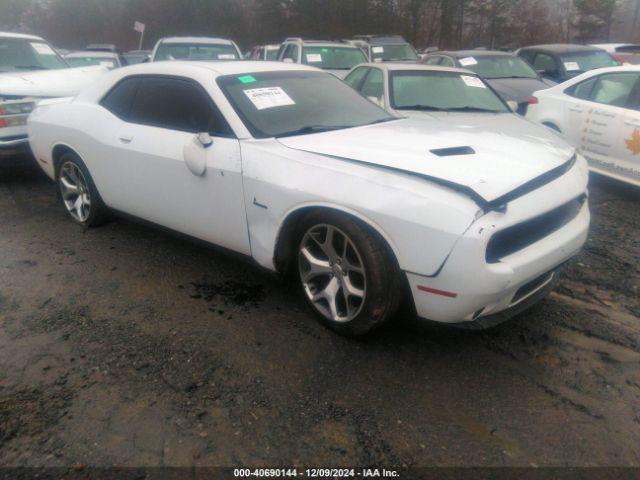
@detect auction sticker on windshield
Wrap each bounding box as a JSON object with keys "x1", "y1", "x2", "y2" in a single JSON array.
[
  {"x1": 244, "y1": 87, "x2": 295, "y2": 110},
  {"x1": 30, "y1": 43, "x2": 56, "y2": 55},
  {"x1": 564, "y1": 62, "x2": 580, "y2": 71},
  {"x1": 461, "y1": 75, "x2": 486, "y2": 88},
  {"x1": 459, "y1": 56, "x2": 478, "y2": 66},
  {"x1": 306, "y1": 54, "x2": 322, "y2": 63},
  {"x1": 372, "y1": 46, "x2": 384, "y2": 54},
  {"x1": 218, "y1": 54, "x2": 236, "y2": 60}
]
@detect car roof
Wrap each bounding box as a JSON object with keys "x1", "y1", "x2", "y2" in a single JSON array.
[
  {"x1": 357, "y1": 62, "x2": 473, "y2": 75},
  {"x1": 519, "y1": 44, "x2": 603, "y2": 54},
  {"x1": 432, "y1": 50, "x2": 514, "y2": 58},
  {"x1": 158, "y1": 36, "x2": 235, "y2": 45},
  {"x1": 117, "y1": 60, "x2": 319, "y2": 77},
  {"x1": 0, "y1": 31, "x2": 44, "y2": 41},
  {"x1": 284, "y1": 38, "x2": 357, "y2": 47},
  {"x1": 368, "y1": 36, "x2": 410, "y2": 45},
  {"x1": 65, "y1": 51, "x2": 117, "y2": 58}
]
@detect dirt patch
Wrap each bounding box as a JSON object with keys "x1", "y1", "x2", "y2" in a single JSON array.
[{"x1": 189, "y1": 278, "x2": 266, "y2": 309}]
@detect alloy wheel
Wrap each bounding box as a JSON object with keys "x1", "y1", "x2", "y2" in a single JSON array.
[
  {"x1": 59, "y1": 162, "x2": 91, "y2": 223},
  {"x1": 298, "y1": 224, "x2": 367, "y2": 322}
]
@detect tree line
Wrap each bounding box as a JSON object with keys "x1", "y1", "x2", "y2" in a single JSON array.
[{"x1": 0, "y1": 0, "x2": 635, "y2": 52}]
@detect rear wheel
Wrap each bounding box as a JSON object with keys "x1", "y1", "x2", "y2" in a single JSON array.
[
  {"x1": 56, "y1": 152, "x2": 108, "y2": 227},
  {"x1": 296, "y1": 211, "x2": 401, "y2": 336}
]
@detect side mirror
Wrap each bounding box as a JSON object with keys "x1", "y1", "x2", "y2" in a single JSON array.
[
  {"x1": 506, "y1": 100, "x2": 519, "y2": 112},
  {"x1": 197, "y1": 132, "x2": 213, "y2": 148},
  {"x1": 183, "y1": 133, "x2": 210, "y2": 176}
]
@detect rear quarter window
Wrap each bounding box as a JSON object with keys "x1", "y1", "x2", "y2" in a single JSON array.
[{"x1": 99, "y1": 77, "x2": 141, "y2": 120}]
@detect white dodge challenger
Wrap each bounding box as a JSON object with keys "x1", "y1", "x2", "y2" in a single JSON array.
[{"x1": 28, "y1": 61, "x2": 590, "y2": 335}]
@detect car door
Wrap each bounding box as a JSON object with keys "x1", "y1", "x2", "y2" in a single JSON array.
[
  {"x1": 98, "y1": 75, "x2": 250, "y2": 255},
  {"x1": 570, "y1": 72, "x2": 640, "y2": 178},
  {"x1": 561, "y1": 75, "x2": 598, "y2": 145},
  {"x1": 610, "y1": 76, "x2": 640, "y2": 183}
]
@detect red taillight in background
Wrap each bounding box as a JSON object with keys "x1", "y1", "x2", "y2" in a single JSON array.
[
  {"x1": 528, "y1": 96, "x2": 539, "y2": 105},
  {"x1": 0, "y1": 105, "x2": 5, "y2": 128}
]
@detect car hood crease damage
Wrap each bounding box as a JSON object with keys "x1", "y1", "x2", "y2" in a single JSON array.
[{"x1": 277, "y1": 118, "x2": 576, "y2": 207}]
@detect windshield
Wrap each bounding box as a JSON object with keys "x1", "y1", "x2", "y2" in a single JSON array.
[
  {"x1": 0, "y1": 37, "x2": 68, "y2": 72},
  {"x1": 560, "y1": 51, "x2": 619, "y2": 76},
  {"x1": 301, "y1": 46, "x2": 367, "y2": 70},
  {"x1": 217, "y1": 70, "x2": 394, "y2": 138},
  {"x1": 371, "y1": 44, "x2": 418, "y2": 62},
  {"x1": 457, "y1": 55, "x2": 538, "y2": 79},
  {"x1": 389, "y1": 70, "x2": 509, "y2": 113},
  {"x1": 266, "y1": 49, "x2": 279, "y2": 60},
  {"x1": 154, "y1": 43, "x2": 239, "y2": 61},
  {"x1": 66, "y1": 56, "x2": 117, "y2": 68}
]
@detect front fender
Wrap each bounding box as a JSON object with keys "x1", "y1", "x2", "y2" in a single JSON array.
[{"x1": 240, "y1": 139, "x2": 478, "y2": 276}]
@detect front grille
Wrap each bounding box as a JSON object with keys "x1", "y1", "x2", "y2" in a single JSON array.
[{"x1": 486, "y1": 194, "x2": 586, "y2": 263}]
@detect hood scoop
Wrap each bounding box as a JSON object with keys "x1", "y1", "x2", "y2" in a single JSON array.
[{"x1": 430, "y1": 146, "x2": 475, "y2": 157}]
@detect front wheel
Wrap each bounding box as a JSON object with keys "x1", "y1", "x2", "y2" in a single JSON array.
[
  {"x1": 57, "y1": 152, "x2": 108, "y2": 227},
  {"x1": 296, "y1": 211, "x2": 401, "y2": 336}
]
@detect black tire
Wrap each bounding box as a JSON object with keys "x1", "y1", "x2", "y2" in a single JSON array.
[
  {"x1": 56, "y1": 151, "x2": 109, "y2": 227},
  {"x1": 295, "y1": 210, "x2": 402, "y2": 336}
]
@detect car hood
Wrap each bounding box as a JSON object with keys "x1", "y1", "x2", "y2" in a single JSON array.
[
  {"x1": 0, "y1": 66, "x2": 108, "y2": 98},
  {"x1": 485, "y1": 77, "x2": 551, "y2": 103},
  {"x1": 276, "y1": 117, "x2": 575, "y2": 206}
]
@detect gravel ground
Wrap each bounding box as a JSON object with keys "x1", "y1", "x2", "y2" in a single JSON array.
[{"x1": 0, "y1": 156, "x2": 638, "y2": 470}]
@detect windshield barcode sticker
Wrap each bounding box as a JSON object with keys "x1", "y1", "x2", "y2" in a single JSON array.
[
  {"x1": 459, "y1": 56, "x2": 478, "y2": 66},
  {"x1": 372, "y1": 46, "x2": 384, "y2": 54},
  {"x1": 461, "y1": 75, "x2": 486, "y2": 88},
  {"x1": 306, "y1": 54, "x2": 322, "y2": 63},
  {"x1": 244, "y1": 87, "x2": 295, "y2": 110},
  {"x1": 30, "y1": 42, "x2": 56, "y2": 55},
  {"x1": 564, "y1": 62, "x2": 580, "y2": 71},
  {"x1": 218, "y1": 54, "x2": 236, "y2": 60}
]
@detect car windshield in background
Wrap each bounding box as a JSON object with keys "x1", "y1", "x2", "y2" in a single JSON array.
[
  {"x1": 560, "y1": 51, "x2": 619, "y2": 76},
  {"x1": 389, "y1": 70, "x2": 509, "y2": 113},
  {"x1": 371, "y1": 44, "x2": 418, "y2": 61},
  {"x1": 301, "y1": 46, "x2": 367, "y2": 70},
  {"x1": 217, "y1": 70, "x2": 394, "y2": 138},
  {"x1": 0, "y1": 38, "x2": 68, "y2": 72},
  {"x1": 266, "y1": 49, "x2": 279, "y2": 60},
  {"x1": 460, "y1": 55, "x2": 539, "y2": 79},
  {"x1": 155, "y1": 43, "x2": 239, "y2": 61},
  {"x1": 66, "y1": 56, "x2": 116, "y2": 68}
]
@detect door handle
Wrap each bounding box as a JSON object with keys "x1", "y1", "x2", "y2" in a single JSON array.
[
  {"x1": 118, "y1": 134, "x2": 133, "y2": 143},
  {"x1": 624, "y1": 119, "x2": 640, "y2": 127},
  {"x1": 569, "y1": 106, "x2": 585, "y2": 113}
]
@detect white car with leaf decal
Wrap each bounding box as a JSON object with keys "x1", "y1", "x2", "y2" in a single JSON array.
[
  {"x1": 526, "y1": 65, "x2": 640, "y2": 187},
  {"x1": 28, "y1": 61, "x2": 589, "y2": 335}
]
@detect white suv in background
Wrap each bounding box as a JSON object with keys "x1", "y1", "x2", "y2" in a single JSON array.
[{"x1": 276, "y1": 38, "x2": 368, "y2": 78}]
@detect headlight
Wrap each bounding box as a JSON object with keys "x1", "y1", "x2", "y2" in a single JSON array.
[{"x1": 0, "y1": 99, "x2": 36, "y2": 129}]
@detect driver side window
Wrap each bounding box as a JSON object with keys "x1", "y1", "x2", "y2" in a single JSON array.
[
  {"x1": 126, "y1": 76, "x2": 233, "y2": 137},
  {"x1": 360, "y1": 68, "x2": 384, "y2": 104},
  {"x1": 344, "y1": 67, "x2": 370, "y2": 90}
]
